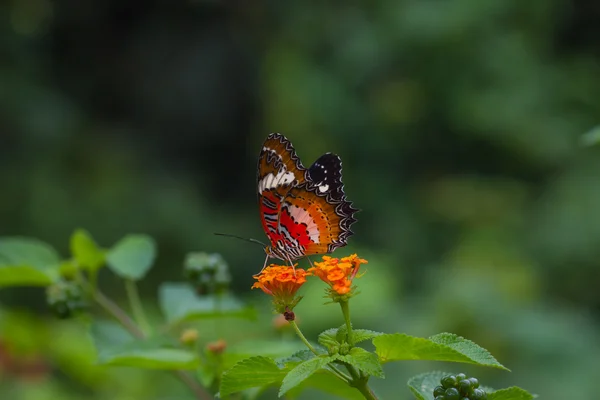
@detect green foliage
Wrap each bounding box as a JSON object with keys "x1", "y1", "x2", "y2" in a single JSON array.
[
  {"x1": 337, "y1": 347, "x2": 384, "y2": 378},
  {"x1": 279, "y1": 355, "x2": 336, "y2": 396},
  {"x1": 0, "y1": 237, "x2": 60, "y2": 286},
  {"x1": 106, "y1": 234, "x2": 156, "y2": 280},
  {"x1": 374, "y1": 333, "x2": 508, "y2": 370},
  {"x1": 488, "y1": 387, "x2": 535, "y2": 400},
  {"x1": 0, "y1": 229, "x2": 535, "y2": 400},
  {"x1": 220, "y1": 356, "x2": 287, "y2": 396},
  {"x1": 158, "y1": 282, "x2": 255, "y2": 324},
  {"x1": 89, "y1": 321, "x2": 197, "y2": 369},
  {"x1": 70, "y1": 229, "x2": 105, "y2": 272}
]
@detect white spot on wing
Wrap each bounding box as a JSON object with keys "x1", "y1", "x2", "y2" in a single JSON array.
[
  {"x1": 318, "y1": 184, "x2": 329, "y2": 193},
  {"x1": 258, "y1": 169, "x2": 295, "y2": 194}
]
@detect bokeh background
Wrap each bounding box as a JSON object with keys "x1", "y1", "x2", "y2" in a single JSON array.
[{"x1": 2, "y1": 1, "x2": 600, "y2": 399}]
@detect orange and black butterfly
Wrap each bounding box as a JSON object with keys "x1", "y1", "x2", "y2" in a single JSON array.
[{"x1": 257, "y1": 133, "x2": 358, "y2": 268}]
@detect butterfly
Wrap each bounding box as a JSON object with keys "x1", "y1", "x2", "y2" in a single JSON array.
[{"x1": 257, "y1": 133, "x2": 358, "y2": 269}]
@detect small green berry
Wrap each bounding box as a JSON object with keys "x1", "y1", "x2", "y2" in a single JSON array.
[
  {"x1": 434, "y1": 396, "x2": 445, "y2": 400},
  {"x1": 445, "y1": 387, "x2": 461, "y2": 400},
  {"x1": 456, "y1": 373, "x2": 467, "y2": 381},
  {"x1": 458, "y1": 379, "x2": 472, "y2": 394},
  {"x1": 471, "y1": 388, "x2": 487, "y2": 400},
  {"x1": 461, "y1": 398, "x2": 470, "y2": 400},
  {"x1": 469, "y1": 377, "x2": 479, "y2": 388},
  {"x1": 441, "y1": 375, "x2": 458, "y2": 388},
  {"x1": 434, "y1": 386, "x2": 446, "y2": 397}
]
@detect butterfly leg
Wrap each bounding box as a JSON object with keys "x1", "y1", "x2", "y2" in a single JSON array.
[
  {"x1": 259, "y1": 254, "x2": 269, "y2": 273},
  {"x1": 285, "y1": 254, "x2": 297, "y2": 277},
  {"x1": 306, "y1": 256, "x2": 314, "y2": 269}
]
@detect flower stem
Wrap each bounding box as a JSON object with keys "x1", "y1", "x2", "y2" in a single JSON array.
[
  {"x1": 355, "y1": 379, "x2": 379, "y2": 400},
  {"x1": 339, "y1": 300, "x2": 354, "y2": 345},
  {"x1": 289, "y1": 320, "x2": 318, "y2": 355},
  {"x1": 289, "y1": 320, "x2": 351, "y2": 383},
  {"x1": 124, "y1": 279, "x2": 152, "y2": 335}
]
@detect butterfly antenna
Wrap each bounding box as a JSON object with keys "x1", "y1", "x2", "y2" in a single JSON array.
[{"x1": 213, "y1": 233, "x2": 267, "y2": 248}]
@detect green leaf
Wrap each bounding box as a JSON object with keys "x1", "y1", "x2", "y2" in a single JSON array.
[
  {"x1": 278, "y1": 350, "x2": 317, "y2": 365},
  {"x1": 489, "y1": 387, "x2": 535, "y2": 400},
  {"x1": 352, "y1": 329, "x2": 384, "y2": 344},
  {"x1": 0, "y1": 237, "x2": 60, "y2": 287},
  {"x1": 374, "y1": 333, "x2": 508, "y2": 370},
  {"x1": 338, "y1": 348, "x2": 384, "y2": 378},
  {"x1": 106, "y1": 234, "x2": 156, "y2": 280},
  {"x1": 89, "y1": 321, "x2": 197, "y2": 369},
  {"x1": 279, "y1": 356, "x2": 335, "y2": 396},
  {"x1": 428, "y1": 333, "x2": 508, "y2": 371},
  {"x1": 100, "y1": 348, "x2": 198, "y2": 369},
  {"x1": 287, "y1": 372, "x2": 364, "y2": 400},
  {"x1": 407, "y1": 371, "x2": 450, "y2": 400},
  {"x1": 318, "y1": 328, "x2": 339, "y2": 349},
  {"x1": 159, "y1": 282, "x2": 254, "y2": 324},
  {"x1": 70, "y1": 229, "x2": 105, "y2": 271},
  {"x1": 220, "y1": 356, "x2": 287, "y2": 396}
]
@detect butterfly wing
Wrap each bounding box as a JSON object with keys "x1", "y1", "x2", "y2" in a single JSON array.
[
  {"x1": 276, "y1": 153, "x2": 358, "y2": 257},
  {"x1": 257, "y1": 134, "x2": 306, "y2": 250}
]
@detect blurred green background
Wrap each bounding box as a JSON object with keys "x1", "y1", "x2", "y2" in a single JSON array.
[{"x1": 2, "y1": 0, "x2": 600, "y2": 399}]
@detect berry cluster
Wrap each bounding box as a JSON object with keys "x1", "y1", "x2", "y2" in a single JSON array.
[
  {"x1": 46, "y1": 280, "x2": 87, "y2": 319},
  {"x1": 434, "y1": 373, "x2": 487, "y2": 400},
  {"x1": 183, "y1": 252, "x2": 231, "y2": 295}
]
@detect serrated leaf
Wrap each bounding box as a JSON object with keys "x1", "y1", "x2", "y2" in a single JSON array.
[
  {"x1": 70, "y1": 229, "x2": 105, "y2": 271},
  {"x1": 489, "y1": 387, "x2": 535, "y2": 400},
  {"x1": 318, "y1": 328, "x2": 339, "y2": 349},
  {"x1": 279, "y1": 356, "x2": 335, "y2": 396},
  {"x1": 428, "y1": 333, "x2": 508, "y2": 371},
  {"x1": 89, "y1": 321, "x2": 197, "y2": 369},
  {"x1": 277, "y1": 349, "x2": 316, "y2": 366},
  {"x1": 159, "y1": 282, "x2": 254, "y2": 324},
  {"x1": 374, "y1": 333, "x2": 508, "y2": 370},
  {"x1": 0, "y1": 237, "x2": 60, "y2": 287},
  {"x1": 287, "y1": 372, "x2": 364, "y2": 400},
  {"x1": 106, "y1": 234, "x2": 156, "y2": 280},
  {"x1": 407, "y1": 371, "x2": 450, "y2": 400},
  {"x1": 352, "y1": 329, "x2": 384, "y2": 344},
  {"x1": 338, "y1": 348, "x2": 384, "y2": 378},
  {"x1": 220, "y1": 356, "x2": 287, "y2": 396}
]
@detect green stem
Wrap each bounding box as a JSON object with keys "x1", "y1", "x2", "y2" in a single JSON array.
[
  {"x1": 354, "y1": 379, "x2": 378, "y2": 400},
  {"x1": 124, "y1": 279, "x2": 152, "y2": 335},
  {"x1": 93, "y1": 289, "x2": 144, "y2": 339},
  {"x1": 92, "y1": 288, "x2": 210, "y2": 400},
  {"x1": 289, "y1": 320, "x2": 351, "y2": 383},
  {"x1": 289, "y1": 320, "x2": 318, "y2": 355},
  {"x1": 339, "y1": 300, "x2": 354, "y2": 345}
]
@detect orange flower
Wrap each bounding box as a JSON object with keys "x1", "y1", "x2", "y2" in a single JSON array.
[
  {"x1": 252, "y1": 265, "x2": 310, "y2": 312},
  {"x1": 308, "y1": 254, "x2": 368, "y2": 296}
]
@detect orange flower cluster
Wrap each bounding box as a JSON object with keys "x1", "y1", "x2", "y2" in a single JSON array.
[
  {"x1": 308, "y1": 254, "x2": 368, "y2": 295},
  {"x1": 252, "y1": 265, "x2": 310, "y2": 309}
]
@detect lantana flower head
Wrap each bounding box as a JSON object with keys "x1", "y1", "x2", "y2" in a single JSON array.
[
  {"x1": 252, "y1": 265, "x2": 310, "y2": 313},
  {"x1": 308, "y1": 254, "x2": 367, "y2": 298}
]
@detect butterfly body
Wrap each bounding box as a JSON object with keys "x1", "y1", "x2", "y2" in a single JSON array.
[{"x1": 257, "y1": 133, "x2": 358, "y2": 264}]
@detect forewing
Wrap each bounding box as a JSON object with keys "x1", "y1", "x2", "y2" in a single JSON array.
[{"x1": 257, "y1": 133, "x2": 306, "y2": 247}]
